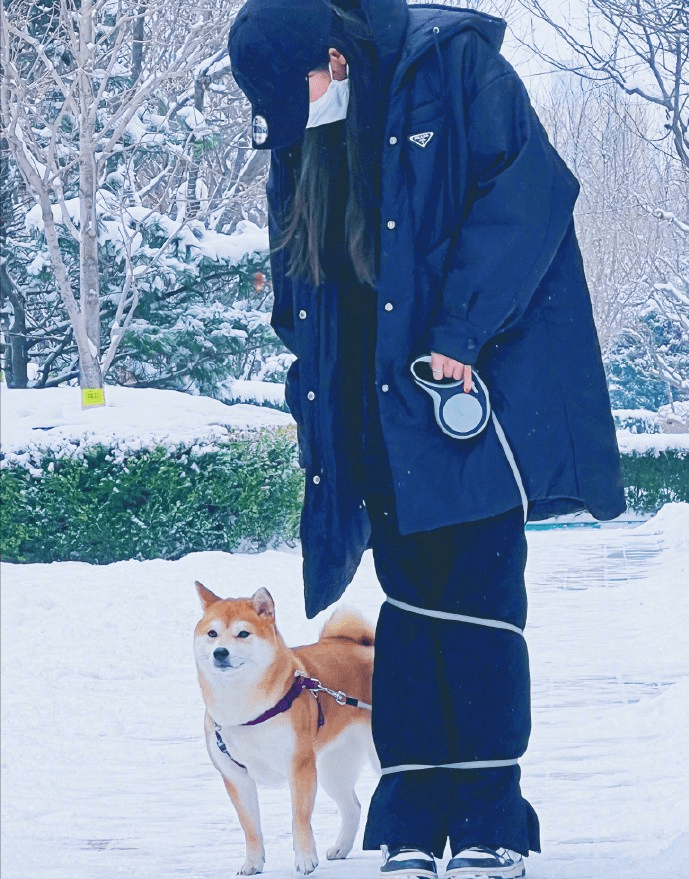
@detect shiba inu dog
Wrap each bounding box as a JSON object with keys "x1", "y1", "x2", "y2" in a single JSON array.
[{"x1": 194, "y1": 582, "x2": 378, "y2": 875}]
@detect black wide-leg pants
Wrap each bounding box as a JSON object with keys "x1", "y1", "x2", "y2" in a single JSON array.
[{"x1": 361, "y1": 495, "x2": 541, "y2": 858}]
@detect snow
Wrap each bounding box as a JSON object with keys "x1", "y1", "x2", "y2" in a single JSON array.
[
  {"x1": 615, "y1": 429, "x2": 689, "y2": 455},
  {"x1": 612, "y1": 405, "x2": 689, "y2": 445},
  {"x1": 198, "y1": 219, "x2": 269, "y2": 263},
  {"x1": 0, "y1": 386, "x2": 292, "y2": 468},
  {"x1": 24, "y1": 191, "x2": 268, "y2": 268},
  {"x1": 2, "y1": 503, "x2": 688, "y2": 879},
  {"x1": 223, "y1": 379, "x2": 287, "y2": 408},
  {"x1": 633, "y1": 501, "x2": 689, "y2": 550},
  {"x1": 658, "y1": 401, "x2": 689, "y2": 429},
  {"x1": 25, "y1": 197, "x2": 81, "y2": 234},
  {"x1": 650, "y1": 210, "x2": 689, "y2": 236},
  {"x1": 3, "y1": 387, "x2": 687, "y2": 470},
  {"x1": 176, "y1": 106, "x2": 208, "y2": 132},
  {"x1": 612, "y1": 408, "x2": 661, "y2": 433}
]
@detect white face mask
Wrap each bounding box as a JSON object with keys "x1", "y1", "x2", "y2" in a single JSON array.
[{"x1": 305, "y1": 64, "x2": 349, "y2": 129}]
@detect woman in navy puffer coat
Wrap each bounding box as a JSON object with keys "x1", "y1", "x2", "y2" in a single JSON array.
[{"x1": 230, "y1": 0, "x2": 625, "y2": 875}]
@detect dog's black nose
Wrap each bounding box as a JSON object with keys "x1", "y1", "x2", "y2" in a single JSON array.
[{"x1": 213, "y1": 647, "x2": 230, "y2": 661}]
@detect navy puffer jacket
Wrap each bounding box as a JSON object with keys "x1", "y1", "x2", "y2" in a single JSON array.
[{"x1": 267, "y1": 1, "x2": 626, "y2": 617}]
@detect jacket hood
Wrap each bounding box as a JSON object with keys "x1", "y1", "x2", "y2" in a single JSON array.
[
  {"x1": 342, "y1": 1, "x2": 506, "y2": 90},
  {"x1": 395, "y1": 4, "x2": 506, "y2": 87},
  {"x1": 338, "y1": 0, "x2": 408, "y2": 80}
]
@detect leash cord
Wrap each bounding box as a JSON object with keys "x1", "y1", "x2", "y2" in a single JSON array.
[{"x1": 294, "y1": 670, "x2": 373, "y2": 712}]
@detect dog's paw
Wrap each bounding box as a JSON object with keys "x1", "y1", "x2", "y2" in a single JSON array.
[
  {"x1": 237, "y1": 857, "x2": 264, "y2": 875},
  {"x1": 326, "y1": 842, "x2": 352, "y2": 860},
  {"x1": 294, "y1": 848, "x2": 318, "y2": 875}
]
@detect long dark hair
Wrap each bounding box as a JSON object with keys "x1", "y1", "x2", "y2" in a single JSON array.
[{"x1": 281, "y1": 3, "x2": 382, "y2": 287}]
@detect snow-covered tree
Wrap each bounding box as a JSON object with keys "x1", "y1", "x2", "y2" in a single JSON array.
[
  {"x1": 618, "y1": 211, "x2": 689, "y2": 398},
  {"x1": 0, "y1": 0, "x2": 275, "y2": 402},
  {"x1": 513, "y1": 0, "x2": 688, "y2": 169},
  {"x1": 513, "y1": 0, "x2": 688, "y2": 404},
  {"x1": 108, "y1": 228, "x2": 294, "y2": 393},
  {"x1": 537, "y1": 79, "x2": 664, "y2": 358}
]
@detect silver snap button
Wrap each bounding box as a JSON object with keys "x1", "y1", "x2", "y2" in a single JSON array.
[
  {"x1": 389, "y1": 136, "x2": 398, "y2": 145},
  {"x1": 298, "y1": 309, "x2": 307, "y2": 319},
  {"x1": 382, "y1": 384, "x2": 390, "y2": 393},
  {"x1": 307, "y1": 391, "x2": 315, "y2": 401},
  {"x1": 387, "y1": 220, "x2": 396, "y2": 230},
  {"x1": 384, "y1": 302, "x2": 393, "y2": 312},
  {"x1": 312, "y1": 475, "x2": 321, "y2": 485},
  {"x1": 433, "y1": 26, "x2": 440, "y2": 33}
]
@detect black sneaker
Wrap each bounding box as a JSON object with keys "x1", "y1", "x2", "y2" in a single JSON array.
[
  {"x1": 444, "y1": 847, "x2": 525, "y2": 879},
  {"x1": 380, "y1": 846, "x2": 438, "y2": 878}
]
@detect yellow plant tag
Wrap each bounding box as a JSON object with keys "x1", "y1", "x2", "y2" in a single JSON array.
[{"x1": 81, "y1": 388, "x2": 106, "y2": 408}]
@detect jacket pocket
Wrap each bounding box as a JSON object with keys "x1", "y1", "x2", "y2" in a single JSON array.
[{"x1": 284, "y1": 360, "x2": 310, "y2": 471}]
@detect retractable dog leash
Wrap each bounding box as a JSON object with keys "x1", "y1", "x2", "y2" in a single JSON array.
[
  {"x1": 410, "y1": 355, "x2": 491, "y2": 439},
  {"x1": 410, "y1": 355, "x2": 529, "y2": 522}
]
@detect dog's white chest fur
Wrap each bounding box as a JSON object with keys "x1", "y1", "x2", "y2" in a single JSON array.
[{"x1": 211, "y1": 717, "x2": 296, "y2": 787}]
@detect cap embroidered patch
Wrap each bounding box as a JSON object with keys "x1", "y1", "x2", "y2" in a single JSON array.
[
  {"x1": 252, "y1": 115, "x2": 268, "y2": 145},
  {"x1": 409, "y1": 131, "x2": 434, "y2": 148}
]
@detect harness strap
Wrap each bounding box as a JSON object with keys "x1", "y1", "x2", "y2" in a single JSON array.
[
  {"x1": 213, "y1": 672, "x2": 370, "y2": 764},
  {"x1": 385, "y1": 596, "x2": 524, "y2": 637},
  {"x1": 381, "y1": 758, "x2": 519, "y2": 775},
  {"x1": 214, "y1": 725, "x2": 246, "y2": 769},
  {"x1": 241, "y1": 674, "x2": 317, "y2": 726}
]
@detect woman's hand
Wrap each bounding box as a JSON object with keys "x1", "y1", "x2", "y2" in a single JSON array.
[{"x1": 430, "y1": 352, "x2": 473, "y2": 392}]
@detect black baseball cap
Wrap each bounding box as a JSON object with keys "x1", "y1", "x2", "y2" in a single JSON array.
[{"x1": 229, "y1": 0, "x2": 336, "y2": 150}]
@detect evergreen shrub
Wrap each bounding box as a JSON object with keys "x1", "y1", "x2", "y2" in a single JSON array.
[
  {"x1": 2, "y1": 434, "x2": 688, "y2": 564},
  {"x1": 620, "y1": 449, "x2": 689, "y2": 514},
  {"x1": 1, "y1": 427, "x2": 303, "y2": 564}
]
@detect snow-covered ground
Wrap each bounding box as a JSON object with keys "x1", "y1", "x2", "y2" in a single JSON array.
[
  {"x1": 2, "y1": 504, "x2": 688, "y2": 879},
  {"x1": 3, "y1": 387, "x2": 688, "y2": 471},
  {"x1": 0, "y1": 386, "x2": 292, "y2": 468},
  {"x1": 616, "y1": 430, "x2": 689, "y2": 456}
]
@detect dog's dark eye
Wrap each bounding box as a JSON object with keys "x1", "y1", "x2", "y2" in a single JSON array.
[
  {"x1": 237, "y1": 630, "x2": 251, "y2": 639},
  {"x1": 207, "y1": 630, "x2": 217, "y2": 638}
]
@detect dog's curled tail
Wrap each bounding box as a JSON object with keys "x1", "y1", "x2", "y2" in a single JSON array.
[{"x1": 320, "y1": 608, "x2": 375, "y2": 647}]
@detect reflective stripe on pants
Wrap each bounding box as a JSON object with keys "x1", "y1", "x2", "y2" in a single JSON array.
[{"x1": 362, "y1": 502, "x2": 540, "y2": 857}]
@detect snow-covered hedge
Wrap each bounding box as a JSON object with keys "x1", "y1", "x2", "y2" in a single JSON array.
[
  {"x1": 0, "y1": 388, "x2": 302, "y2": 563},
  {"x1": 2, "y1": 388, "x2": 688, "y2": 564},
  {"x1": 3, "y1": 436, "x2": 688, "y2": 564},
  {"x1": 620, "y1": 449, "x2": 689, "y2": 514},
  {"x1": 617, "y1": 431, "x2": 689, "y2": 515},
  {"x1": 1, "y1": 427, "x2": 303, "y2": 564}
]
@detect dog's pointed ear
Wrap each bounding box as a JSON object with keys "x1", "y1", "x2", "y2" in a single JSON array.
[
  {"x1": 196, "y1": 581, "x2": 222, "y2": 610},
  {"x1": 251, "y1": 587, "x2": 275, "y2": 619}
]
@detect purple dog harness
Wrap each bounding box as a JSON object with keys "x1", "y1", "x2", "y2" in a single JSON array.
[{"x1": 214, "y1": 670, "x2": 372, "y2": 768}]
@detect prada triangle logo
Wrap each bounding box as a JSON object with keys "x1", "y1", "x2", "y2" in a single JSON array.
[{"x1": 409, "y1": 131, "x2": 434, "y2": 148}]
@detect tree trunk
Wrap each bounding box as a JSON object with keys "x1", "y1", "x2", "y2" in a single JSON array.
[
  {"x1": 0, "y1": 264, "x2": 29, "y2": 388},
  {"x1": 131, "y1": 2, "x2": 147, "y2": 83},
  {"x1": 185, "y1": 76, "x2": 206, "y2": 219},
  {"x1": 78, "y1": 0, "x2": 104, "y2": 406}
]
